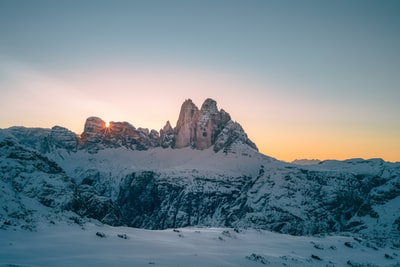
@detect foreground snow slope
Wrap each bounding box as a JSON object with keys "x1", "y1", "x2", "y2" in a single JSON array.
[{"x1": 1, "y1": 223, "x2": 399, "y2": 267}]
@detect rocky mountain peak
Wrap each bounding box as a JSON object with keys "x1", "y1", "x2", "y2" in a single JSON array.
[
  {"x1": 160, "y1": 121, "x2": 174, "y2": 148},
  {"x1": 196, "y1": 98, "x2": 231, "y2": 150},
  {"x1": 174, "y1": 99, "x2": 199, "y2": 148},
  {"x1": 49, "y1": 126, "x2": 78, "y2": 152},
  {"x1": 79, "y1": 117, "x2": 160, "y2": 152},
  {"x1": 76, "y1": 98, "x2": 258, "y2": 153},
  {"x1": 162, "y1": 121, "x2": 173, "y2": 132},
  {"x1": 172, "y1": 98, "x2": 255, "y2": 152},
  {"x1": 200, "y1": 98, "x2": 218, "y2": 114},
  {"x1": 79, "y1": 117, "x2": 107, "y2": 151},
  {"x1": 83, "y1": 116, "x2": 106, "y2": 133},
  {"x1": 214, "y1": 120, "x2": 258, "y2": 152}
]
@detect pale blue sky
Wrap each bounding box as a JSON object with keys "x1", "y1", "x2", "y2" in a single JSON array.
[{"x1": 1, "y1": 0, "x2": 399, "y2": 161}]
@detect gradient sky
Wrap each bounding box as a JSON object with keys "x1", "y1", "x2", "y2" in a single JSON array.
[{"x1": 0, "y1": 0, "x2": 399, "y2": 162}]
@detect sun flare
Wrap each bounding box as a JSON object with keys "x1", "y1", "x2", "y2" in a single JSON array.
[{"x1": 105, "y1": 121, "x2": 110, "y2": 128}]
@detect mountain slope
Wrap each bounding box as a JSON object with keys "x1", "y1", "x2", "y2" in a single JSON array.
[
  {"x1": 0, "y1": 98, "x2": 399, "y2": 249},
  {"x1": 1, "y1": 130, "x2": 399, "y2": 246}
]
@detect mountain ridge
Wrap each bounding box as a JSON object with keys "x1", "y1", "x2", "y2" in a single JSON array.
[
  {"x1": 0, "y1": 98, "x2": 399, "y2": 249},
  {"x1": 6, "y1": 98, "x2": 256, "y2": 154}
]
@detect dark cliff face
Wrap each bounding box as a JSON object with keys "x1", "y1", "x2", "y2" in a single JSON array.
[
  {"x1": 114, "y1": 163, "x2": 400, "y2": 239},
  {"x1": 117, "y1": 171, "x2": 244, "y2": 229}
]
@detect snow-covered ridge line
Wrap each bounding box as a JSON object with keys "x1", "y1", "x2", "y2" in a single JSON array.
[
  {"x1": 0, "y1": 98, "x2": 258, "y2": 155},
  {"x1": 1, "y1": 98, "x2": 258, "y2": 154}
]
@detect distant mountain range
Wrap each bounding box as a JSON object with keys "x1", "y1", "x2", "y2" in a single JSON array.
[
  {"x1": 1, "y1": 98, "x2": 399, "y2": 248},
  {"x1": 291, "y1": 159, "x2": 321, "y2": 165}
]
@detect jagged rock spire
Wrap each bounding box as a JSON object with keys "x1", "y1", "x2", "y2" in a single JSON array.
[
  {"x1": 195, "y1": 98, "x2": 231, "y2": 150},
  {"x1": 78, "y1": 98, "x2": 258, "y2": 153},
  {"x1": 174, "y1": 99, "x2": 199, "y2": 149},
  {"x1": 160, "y1": 121, "x2": 175, "y2": 148},
  {"x1": 80, "y1": 117, "x2": 106, "y2": 147}
]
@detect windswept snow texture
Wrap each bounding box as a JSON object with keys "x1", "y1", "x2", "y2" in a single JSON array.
[{"x1": 1, "y1": 224, "x2": 399, "y2": 267}]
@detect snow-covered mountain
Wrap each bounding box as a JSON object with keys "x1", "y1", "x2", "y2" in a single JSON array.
[
  {"x1": 79, "y1": 98, "x2": 257, "y2": 153},
  {"x1": 1, "y1": 98, "x2": 400, "y2": 256}
]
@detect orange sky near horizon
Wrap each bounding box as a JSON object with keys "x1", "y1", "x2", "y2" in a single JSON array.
[
  {"x1": 0, "y1": 1, "x2": 399, "y2": 163},
  {"x1": 0, "y1": 64, "x2": 398, "y2": 163}
]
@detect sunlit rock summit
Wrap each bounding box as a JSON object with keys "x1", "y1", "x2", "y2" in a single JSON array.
[
  {"x1": 80, "y1": 116, "x2": 160, "y2": 153},
  {"x1": 79, "y1": 98, "x2": 257, "y2": 153},
  {"x1": 170, "y1": 98, "x2": 257, "y2": 152}
]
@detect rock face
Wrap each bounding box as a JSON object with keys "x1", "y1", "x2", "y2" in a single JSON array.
[
  {"x1": 79, "y1": 117, "x2": 106, "y2": 145},
  {"x1": 160, "y1": 121, "x2": 175, "y2": 148},
  {"x1": 3, "y1": 127, "x2": 51, "y2": 153},
  {"x1": 0, "y1": 136, "x2": 76, "y2": 229},
  {"x1": 2, "y1": 126, "x2": 79, "y2": 153},
  {"x1": 77, "y1": 98, "x2": 258, "y2": 153},
  {"x1": 0, "y1": 98, "x2": 258, "y2": 154},
  {"x1": 79, "y1": 117, "x2": 161, "y2": 152},
  {"x1": 174, "y1": 99, "x2": 199, "y2": 149},
  {"x1": 195, "y1": 99, "x2": 231, "y2": 150},
  {"x1": 172, "y1": 98, "x2": 256, "y2": 152},
  {"x1": 112, "y1": 160, "x2": 400, "y2": 244},
  {"x1": 117, "y1": 171, "x2": 244, "y2": 229},
  {"x1": 49, "y1": 126, "x2": 78, "y2": 152},
  {"x1": 214, "y1": 120, "x2": 258, "y2": 152}
]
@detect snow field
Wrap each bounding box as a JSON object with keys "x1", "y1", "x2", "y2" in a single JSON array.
[{"x1": 1, "y1": 224, "x2": 398, "y2": 267}]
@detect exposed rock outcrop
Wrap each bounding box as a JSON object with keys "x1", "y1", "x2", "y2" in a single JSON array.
[
  {"x1": 77, "y1": 98, "x2": 258, "y2": 153},
  {"x1": 0, "y1": 136, "x2": 76, "y2": 226},
  {"x1": 117, "y1": 171, "x2": 241, "y2": 229},
  {"x1": 80, "y1": 117, "x2": 106, "y2": 143},
  {"x1": 79, "y1": 117, "x2": 161, "y2": 152},
  {"x1": 195, "y1": 98, "x2": 231, "y2": 150},
  {"x1": 79, "y1": 117, "x2": 106, "y2": 152},
  {"x1": 72, "y1": 185, "x2": 123, "y2": 226},
  {"x1": 160, "y1": 121, "x2": 175, "y2": 148},
  {"x1": 114, "y1": 161, "x2": 400, "y2": 242},
  {"x1": 49, "y1": 126, "x2": 78, "y2": 152},
  {"x1": 214, "y1": 120, "x2": 258, "y2": 152},
  {"x1": 0, "y1": 98, "x2": 258, "y2": 154},
  {"x1": 174, "y1": 99, "x2": 199, "y2": 149},
  {"x1": 3, "y1": 127, "x2": 51, "y2": 153},
  {"x1": 172, "y1": 98, "x2": 256, "y2": 152}
]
